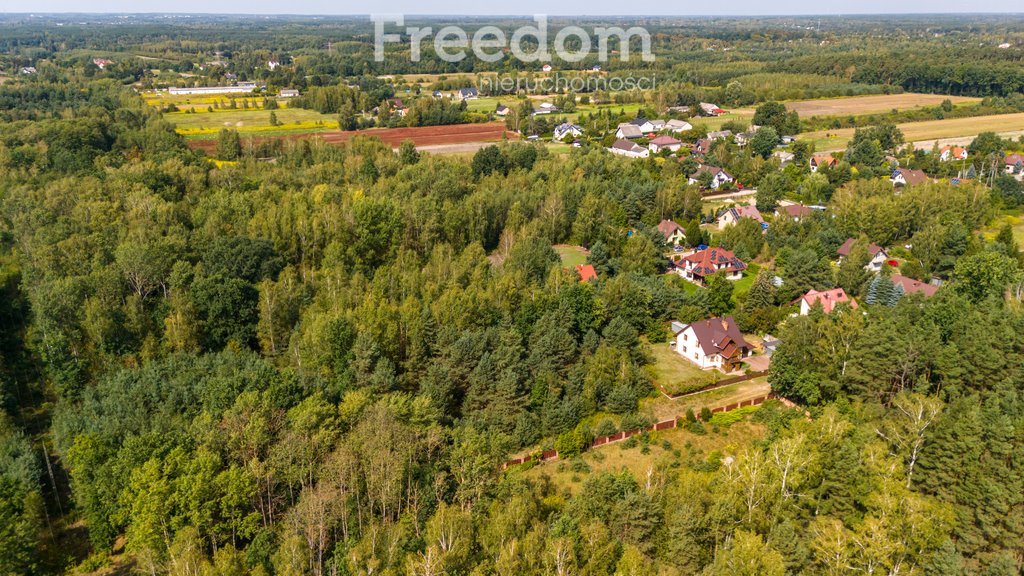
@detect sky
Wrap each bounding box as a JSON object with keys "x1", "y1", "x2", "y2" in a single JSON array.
[{"x1": 0, "y1": 0, "x2": 1017, "y2": 16}]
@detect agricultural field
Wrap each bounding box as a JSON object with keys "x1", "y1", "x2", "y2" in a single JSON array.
[
  {"x1": 803, "y1": 112, "x2": 1024, "y2": 152},
  {"x1": 185, "y1": 121, "x2": 516, "y2": 152},
  {"x1": 785, "y1": 93, "x2": 981, "y2": 117}
]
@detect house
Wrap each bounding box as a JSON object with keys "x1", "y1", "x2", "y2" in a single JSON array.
[
  {"x1": 774, "y1": 203, "x2": 813, "y2": 221},
  {"x1": 576, "y1": 264, "x2": 597, "y2": 282},
  {"x1": 810, "y1": 155, "x2": 837, "y2": 172},
  {"x1": 692, "y1": 139, "x2": 712, "y2": 156},
  {"x1": 495, "y1": 104, "x2": 509, "y2": 116},
  {"x1": 890, "y1": 274, "x2": 939, "y2": 298},
  {"x1": 458, "y1": 87, "x2": 479, "y2": 100},
  {"x1": 891, "y1": 168, "x2": 930, "y2": 187},
  {"x1": 666, "y1": 119, "x2": 693, "y2": 133},
  {"x1": 678, "y1": 247, "x2": 747, "y2": 283},
  {"x1": 667, "y1": 105, "x2": 690, "y2": 114},
  {"x1": 999, "y1": 42, "x2": 1012, "y2": 49},
  {"x1": 673, "y1": 316, "x2": 753, "y2": 371},
  {"x1": 592, "y1": 65, "x2": 602, "y2": 72},
  {"x1": 689, "y1": 164, "x2": 735, "y2": 190},
  {"x1": 20, "y1": 66, "x2": 36, "y2": 74},
  {"x1": 657, "y1": 219, "x2": 686, "y2": 246},
  {"x1": 646, "y1": 119, "x2": 667, "y2": 132},
  {"x1": 1005, "y1": 154, "x2": 1024, "y2": 174},
  {"x1": 225, "y1": 72, "x2": 238, "y2": 82},
  {"x1": 615, "y1": 124, "x2": 644, "y2": 139},
  {"x1": 553, "y1": 123, "x2": 584, "y2": 141},
  {"x1": 92, "y1": 58, "x2": 114, "y2": 69},
  {"x1": 432, "y1": 90, "x2": 445, "y2": 99},
  {"x1": 608, "y1": 139, "x2": 650, "y2": 159},
  {"x1": 699, "y1": 102, "x2": 727, "y2": 116},
  {"x1": 267, "y1": 60, "x2": 280, "y2": 70},
  {"x1": 533, "y1": 102, "x2": 559, "y2": 115},
  {"x1": 774, "y1": 151, "x2": 795, "y2": 166},
  {"x1": 939, "y1": 146, "x2": 968, "y2": 161},
  {"x1": 707, "y1": 130, "x2": 733, "y2": 141},
  {"x1": 649, "y1": 135, "x2": 683, "y2": 154},
  {"x1": 279, "y1": 89, "x2": 299, "y2": 98},
  {"x1": 625, "y1": 118, "x2": 657, "y2": 133},
  {"x1": 542, "y1": 64, "x2": 553, "y2": 72},
  {"x1": 837, "y1": 238, "x2": 889, "y2": 272},
  {"x1": 387, "y1": 98, "x2": 408, "y2": 117},
  {"x1": 797, "y1": 288, "x2": 858, "y2": 315},
  {"x1": 717, "y1": 205, "x2": 764, "y2": 229}
]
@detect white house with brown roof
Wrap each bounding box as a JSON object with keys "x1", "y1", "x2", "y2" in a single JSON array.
[
  {"x1": 649, "y1": 135, "x2": 683, "y2": 153},
  {"x1": 673, "y1": 316, "x2": 753, "y2": 371},
  {"x1": 837, "y1": 238, "x2": 889, "y2": 272},
  {"x1": 891, "y1": 274, "x2": 939, "y2": 298},
  {"x1": 891, "y1": 168, "x2": 930, "y2": 187},
  {"x1": 657, "y1": 219, "x2": 686, "y2": 245},
  {"x1": 810, "y1": 155, "x2": 837, "y2": 173},
  {"x1": 939, "y1": 146, "x2": 968, "y2": 161},
  {"x1": 689, "y1": 164, "x2": 734, "y2": 189},
  {"x1": 717, "y1": 205, "x2": 764, "y2": 229},
  {"x1": 678, "y1": 247, "x2": 747, "y2": 283},
  {"x1": 608, "y1": 139, "x2": 650, "y2": 158}
]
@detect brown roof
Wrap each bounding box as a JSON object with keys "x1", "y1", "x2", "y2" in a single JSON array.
[
  {"x1": 891, "y1": 274, "x2": 938, "y2": 298},
  {"x1": 611, "y1": 139, "x2": 642, "y2": 152},
  {"x1": 811, "y1": 155, "x2": 837, "y2": 168},
  {"x1": 1006, "y1": 154, "x2": 1024, "y2": 166},
  {"x1": 837, "y1": 238, "x2": 885, "y2": 258},
  {"x1": 682, "y1": 247, "x2": 747, "y2": 278},
  {"x1": 657, "y1": 219, "x2": 686, "y2": 240},
  {"x1": 691, "y1": 164, "x2": 732, "y2": 180},
  {"x1": 801, "y1": 288, "x2": 858, "y2": 314},
  {"x1": 649, "y1": 135, "x2": 682, "y2": 146},
  {"x1": 725, "y1": 205, "x2": 763, "y2": 224},
  {"x1": 685, "y1": 316, "x2": 752, "y2": 357},
  {"x1": 777, "y1": 204, "x2": 813, "y2": 219},
  {"x1": 893, "y1": 168, "x2": 929, "y2": 186}
]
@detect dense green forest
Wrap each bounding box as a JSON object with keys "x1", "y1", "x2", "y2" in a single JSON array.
[{"x1": 0, "y1": 17, "x2": 1023, "y2": 576}]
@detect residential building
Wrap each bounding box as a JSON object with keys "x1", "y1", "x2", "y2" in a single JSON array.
[
  {"x1": 657, "y1": 219, "x2": 686, "y2": 245},
  {"x1": 458, "y1": 87, "x2": 479, "y2": 100},
  {"x1": 648, "y1": 135, "x2": 683, "y2": 154},
  {"x1": 678, "y1": 247, "x2": 747, "y2": 283},
  {"x1": 495, "y1": 104, "x2": 509, "y2": 116},
  {"x1": 810, "y1": 155, "x2": 837, "y2": 172},
  {"x1": 279, "y1": 89, "x2": 300, "y2": 98},
  {"x1": 689, "y1": 164, "x2": 735, "y2": 189},
  {"x1": 707, "y1": 130, "x2": 733, "y2": 141},
  {"x1": 532, "y1": 102, "x2": 559, "y2": 115},
  {"x1": 939, "y1": 146, "x2": 968, "y2": 161},
  {"x1": 797, "y1": 288, "x2": 858, "y2": 315},
  {"x1": 615, "y1": 124, "x2": 644, "y2": 139},
  {"x1": 717, "y1": 205, "x2": 763, "y2": 229},
  {"x1": 608, "y1": 139, "x2": 650, "y2": 158},
  {"x1": 666, "y1": 119, "x2": 693, "y2": 133},
  {"x1": 774, "y1": 203, "x2": 813, "y2": 221},
  {"x1": 891, "y1": 274, "x2": 939, "y2": 298},
  {"x1": 837, "y1": 238, "x2": 889, "y2": 272},
  {"x1": 553, "y1": 123, "x2": 584, "y2": 141},
  {"x1": 1006, "y1": 154, "x2": 1024, "y2": 174},
  {"x1": 673, "y1": 316, "x2": 753, "y2": 371},
  {"x1": 891, "y1": 168, "x2": 930, "y2": 187},
  {"x1": 576, "y1": 264, "x2": 597, "y2": 282},
  {"x1": 699, "y1": 102, "x2": 727, "y2": 116}
]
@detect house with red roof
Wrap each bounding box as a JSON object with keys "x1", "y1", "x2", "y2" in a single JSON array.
[
  {"x1": 891, "y1": 168, "x2": 930, "y2": 187},
  {"x1": 775, "y1": 203, "x2": 814, "y2": 221},
  {"x1": 673, "y1": 316, "x2": 752, "y2": 371},
  {"x1": 1006, "y1": 154, "x2": 1024, "y2": 174},
  {"x1": 797, "y1": 288, "x2": 858, "y2": 315},
  {"x1": 678, "y1": 247, "x2": 747, "y2": 284},
  {"x1": 810, "y1": 155, "x2": 837, "y2": 173},
  {"x1": 939, "y1": 146, "x2": 968, "y2": 161},
  {"x1": 576, "y1": 264, "x2": 597, "y2": 283},
  {"x1": 891, "y1": 274, "x2": 938, "y2": 298}
]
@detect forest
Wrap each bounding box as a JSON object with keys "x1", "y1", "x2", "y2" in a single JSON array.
[{"x1": 0, "y1": 15, "x2": 1023, "y2": 576}]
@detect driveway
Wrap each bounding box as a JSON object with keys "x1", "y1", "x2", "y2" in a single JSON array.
[{"x1": 745, "y1": 354, "x2": 771, "y2": 372}]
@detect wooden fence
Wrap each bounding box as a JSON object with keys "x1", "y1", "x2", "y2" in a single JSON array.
[{"x1": 502, "y1": 392, "x2": 788, "y2": 470}]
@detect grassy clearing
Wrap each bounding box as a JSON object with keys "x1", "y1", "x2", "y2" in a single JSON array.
[
  {"x1": 803, "y1": 112, "x2": 1024, "y2": 152},
  {"x1": 518, "y1": 418, "x2": 765, "y2": 495},
  {"x1": 554, "y1": 244, "x2": 589, "y2": 268},
  {"x1": 641, "y1": 377, "x2": 771, "y2": 421},
  {"x1": 982, "y1": 212, "x2": 1024, "y2": 248},
  {"x1": 165, "y1": 108, "x2": 338, "y2": 136},
  {"x1": 647, "y1": 342, "x2": 720, "y2": 396}
]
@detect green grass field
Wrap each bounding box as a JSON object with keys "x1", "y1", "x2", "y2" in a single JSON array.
[
  {"x1": 164, "y1": 107, "x2": 339, "y2": 137},
  {"x1": 648, "y1": 342, "x2": 720, "y2": 396},
  {"x1": 554, "y1": 244, "x2": 589, "y2": 268}
]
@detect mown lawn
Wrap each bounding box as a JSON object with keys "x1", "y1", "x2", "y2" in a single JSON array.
[
  {"x1": 647, "y1": 342, "x2": 720, "y2": 396},
  {"x1": 554, "y1": 244, "x2": 589, "y2": 268},
  {"x1": 166, "y1": 107, "x2": 338, "y2": 135}
]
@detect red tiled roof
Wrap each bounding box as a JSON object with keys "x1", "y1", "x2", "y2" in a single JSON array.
[
  {"x1": 778, "y1": 204, "x2": 813, "y2": 219},
  {"x1": 801, "y1": 288, "x2": 858, "y2": 314},
  {"x1": 576, "y1": 264, "x2": 597, "y2": 282},
  {"x1": 682, "y1": 247, "x2": 747, "y2": 278},
  {"x1": 811, "y1": 155, "x2": 837, "y2": 168},
  {"x1": 649, "y1": 135, "x2": 682, "y2": 146}
]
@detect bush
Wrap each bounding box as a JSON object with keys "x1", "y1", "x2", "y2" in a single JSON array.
[
  {"x1": 554, "y1": 426, "x2": 588, "y2": 458},
  {"x1": 594, "y1": 418, "x2": 618, "y2": 438},
  {"x1": 699, "y1": 407, "x2": 713, "y2": 421},
  {"x1": 709, "y1": 405, "x2": 760, "y2": 427}
]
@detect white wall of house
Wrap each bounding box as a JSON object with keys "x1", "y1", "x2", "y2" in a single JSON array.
[{"x1": 675, "y1": 327, "x2": 720, "y2": 369}]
